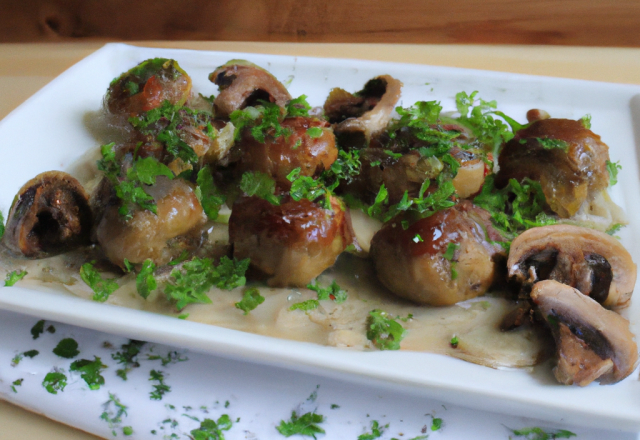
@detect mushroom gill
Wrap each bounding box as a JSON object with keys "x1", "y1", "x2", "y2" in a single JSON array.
[
  {"x1": 2, "y1": 171, "x2": 93, "y2": 259},
  {"x1": 531, "y1": 280, "x2": 638, "y2": 386},
  {"x1": 508, "y1": 224, "x2": 636, "y2": 309}
]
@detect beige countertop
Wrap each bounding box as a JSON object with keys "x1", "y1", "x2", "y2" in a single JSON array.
[{"x1": 0, "y1": 41, "x2": 639, "y2": 440}]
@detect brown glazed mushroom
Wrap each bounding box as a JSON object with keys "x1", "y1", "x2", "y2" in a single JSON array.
[
  {"x1": 323, "y1": 75, "x2": 402, "y2": 149},
  {"x1": 106, "y1": 58, "x2": 192, "y2": 118},
  {"x1": 95, "y1": 178, "x2": 206, "y2": 268},
  {"x1": 209, "y1": 60, "x2": 292, "y2": 118},
  {"x1": 369, "y1": 201, "x2": 506, "y2": 306},
  {"x1": 229, "y1": 194, "x2": 352, "y2": 287},
  {"x1": 508, "y1": 225, "x2": 636, "y2": 309},
  {"x1": 531, "y1": 280, "x2": 638, "y2": 386},
  {"x1": 3, "y1": 171, "x2": 92, "y2": 258},
  {"x1": 495, "y1": 118, "x2": 610, "y2": 218},
  {"x1": 235, "y1": 117, "x2": 338, "y2": 189}
]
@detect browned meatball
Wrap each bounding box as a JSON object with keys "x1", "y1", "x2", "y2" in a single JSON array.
[
  {"x1": 370, "y1": 201, "x2": 505, "y2": 306},
  {"x1": 229, "y1": 195, "x2": 352, "y2": 287},
  {"x1": 105, "y1": 58, "x2": 192, "y2": 118},
  {"x1": 236, "y1": 117, "x2": 337, "y2": 188},
  {"x1": 496, "y1": 118, "x2": 610, "y2": 218}
]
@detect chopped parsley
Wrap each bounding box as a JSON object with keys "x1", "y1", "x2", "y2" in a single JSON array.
[
  {"x1": 277, "y1": 411, "x2": 325, "y2": 438},
  {"x1": 366, "y1": 309, "x2": 407, "y2": 350},
  {"x1": 320, "y1": 149, "x2": 361, "y2": 189},
  {"x1": 450, "y1": 335, "x2": 459, "y2": 348},
  {"x1": 286, "y1": 95, "x2": 312, "y2": 117},
  {"x1": 606, "y1": 223, "x2": 624, "y2": 236},
  {"x1": 606, "y1": 160, "x2": 621, "y2": 186},
  {"x1": 42, "y1": 371, "x2": 67, "y2": 394},
  {"x1": 11, "y1": 378, "x2": 23, "y2": 393},
  {"x1": 100, "y1": 393, "x2": 128, "y2": 437},
  {"x1": 112, "y1": 340, "x2": 145, "y2": 380},
  {"x1": 235, "y1": 288, "x2": 265, "y2": 315},
  {"x1": 287, "y1": 168, "x2": 331, "y2": 209},
  {"x1": 146, "y1": 350, "x2": 188, "y2": 366},
  {"x1": 443, "y1": 242, "x2": 460, "y2": 280},
  {"x1": 431, "y1": 417, "x2": 443, "y2": 431},
  {"x1": 31, "y1": 320, "x2": 45, "y2": 339},
  {"x1": 164, "y1": 256, "x2": 250, "y2": 311},
  {"x1": 307, "y1": 280, "x2": 348, "y2": 304},
  {"x1": 4, "y1": 269, "x2": 27, "y2": 286},
  {"x1": 358, "y1": 420, "x2": 387, "y2": 440},
  {"x1": 0, "y1": 211, "x2": 4, "y2": 240},
  {"x1": 11, "y1": 350, "x2": 38, "y2": 367},
  {"x1": 306, "y1": 127, "x2": 323, "y2": 138},
  {"x1": 122, "y1": 426, "x2": 134, "y2": 436},
  {"x1": 536, "y1": 137, "x2": 570, "y2": 152},
  {"x1": 413, "y1": 234, "x2": 424, "y2": 243},
  {"x1": 136, "y1": 259, "x2": 157, "y2": 299},
  {"x1": 70, "y1": 356, "x2": 107, "y2": 390},
  {"x1": 149, "y1": 369, "x2": 171, "y2": 400},
  {"x1": 240, "y1": 171, "x2": 281, "y2": 205},
  {"x1": 190, "y1": 415, "x2": 233, "y2": 440},
  {"x1": 580, "y1": 114, "x2": 592, "y2": 129},
  {"x1": 53, "y1": 338, "x2": 80, "y2": 359},
  {"x1": 289, "y1": 299, "x2": 320, "y2": 311},
  {"x1": 509, "y1": 427, "x2": 576, "y2": 440},
  {"x1": 196, "y1": 166, "x2": 226, "y2": 221},
  {"x1": 80, "y1": 261, "x2": 119, "y2": 302}
]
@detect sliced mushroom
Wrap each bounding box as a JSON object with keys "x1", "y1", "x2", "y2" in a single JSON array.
[
  {"x1": 496, "y1": 118, "x2": 610, "y2": 218},
  {"x1": 209, "y1": 60, "x2": 292, "y2": 118},
  {"x1": 106, "y1": 58, "x2": 192, "y2": 118},
  {"x1": 370, "y1": 201, "x2": 506, "y2": 306},
  {"x1": 3, "y1": 171, "x2": 92, "y2": 258},
  {"x1": 229, "y1": 194, "x2": 352, "y2": 287},
  {"x1": 531, "y1": 280, "x2": 638, "y2": 386},
  {"x1": 324, "y1": 75, "x2": 402, "y2": 149},
  {"x1": 508, "y1": 224, "x2": 636, "y2": 309},
  {"x1": 96, "y1": 177, "x2": 207, "y2": 268}
]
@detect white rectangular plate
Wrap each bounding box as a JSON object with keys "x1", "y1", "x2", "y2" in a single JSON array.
[{"x1": 1, "y1": 43, "x2": 640, "y2": 431}]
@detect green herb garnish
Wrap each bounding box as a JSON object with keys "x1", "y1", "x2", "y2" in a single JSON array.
[
  {"x1": 53, "y1": 338, "x2": 79, "y2": 359},
  {"x1": 196, "y1": 166, "x2": 226, "y2": 221},
  {"x1": 240, "y1": 171, "x2": 281, "y2": 205},
  {"x1": 4, "y1": 270, "x2": 27, "y2": 286},
  {"x1": 70, "y1": 356, "x2": 107, "y2": 390},
  {"x1": 42, "y1": 371, "x2": 67, "y2": 394},
  {"x1": 289, "y1": 299, "x2": 320, "y2": 311},
  {"x1": 80, "y1": 262, "x2": 119, "y2": 302},
  {"x1": 31, "y1": 320, "x2": 45, "y2": 339},
  {"x1": 366, "y1": 309, "x2": 406, "y2": 350},
  {"x1": 509, "y1": 427, "x2": 576, "y2": 440},
  {"x1": 307, "y1": 280, "x2": 347, "y2": 304},
  {"x1": 136, "y1": 259, "x2": 157, "y2": 299},
  {"x1": 112, "y1": 340, "x2": 145, "y2": 380},
  {"x1": 606, "y1": 160, "x2": 621, "y2": 186},
  {"x1": 235, "y1": 288, "x2": 265, "y2": 315},
  {"x1": 190, "y1": 415, "x2": 233, "y2": 440},
  {"x1": 358, "y1": 420, "x2": 387, "y2": 440},
  {"x1": 11, "y1": 378, "x2": 23, "y2": 393},
  {"x1": 277, "y1": 411, "x2": 325, "y2": 439},
  {"x1": 149, "y1": 369, "x2": 171, "y2": 400}
]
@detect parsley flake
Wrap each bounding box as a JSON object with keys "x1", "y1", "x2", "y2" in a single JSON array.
[
  {"x1": 80, "y1": 262, "x2": 119, "y2": 302},
  {"x1": 42, "y1": 371, "x2": 67, "y2": 394},
  {"x1": 306, "y1": 127, "x2": 323, "y2": 139},
  {"x1": 536, "y1": 137, "x2": 570, "y2": 152},
  {"x1": 196, "y1": 166, "x2": 226, "y2": 221},
  {"x1": 136, "y1": 259, "x2": 157, "y2": 299},
  {"x1": 149, "y1": 369, "x2": 171, "y2": 400},
  {"x1": 277, "y1": 411, "x2": 325, "y2": 439},
  {"x1": 4, "y1": 270, "x2": 27, "y2": 286},
  {"x1": 366, "y1": 309, "x2": 407, "y2": 350},
  {"x1": 31, "y1": 320, "x2": 45, "y2": 339},
  {"x1": 100, "y1": 393, "x2": 128, "y2": 437},
  {"x1": 235, "y1": 288, "x2": 265, "y2": 315},
  {"x1": 307, "y1": 280, "x2": 348, "y2": 304},
  {"x1": 11, "y1": 378, "x2": 23, "y2": 393},
  {"x1": 358, "y1": 420, "x2": 387, "y2": 440},
  {"x1": 289, "y1": 299, "x2": 320, "y2": 311},
  {"x1": 53, "y1": 338, "x2": 80, "y2": 359},
  {"x1": 191, "y1": 415, "x2": 233, "y2": 440},
  {"x1": 70, "y1": 356, "x2": 107, "y2": 390},
  {"x1": 606, "y1": 160, "x2": 621, "y2": 186},
  {"x1": 509, "y1": 427, "x2": 576, "y2": 440},
  {"x1": 112, "y1": 340, "x2": 145, "y2": 380},
  {"x1": 240, "y1": 171, "x2": 281, "y2": 205}
]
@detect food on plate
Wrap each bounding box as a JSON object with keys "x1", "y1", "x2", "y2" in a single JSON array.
[
  {"x1": 2, "y1": 171, "x2": 92, "y2": 258},
  {"x1": 1, "y1": 56, "x2": 636, "y2": 387},
  {"x1": 508, "y1": 224, "x2": 636, "y2": 309},
  {"x1": 531, "y1": 280, "x2": 638, "y2": 386}
]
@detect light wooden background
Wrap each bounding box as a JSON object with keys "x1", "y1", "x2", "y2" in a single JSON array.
[{"x1": 1, "y1": 0, "x2": 640, "y2": 46}]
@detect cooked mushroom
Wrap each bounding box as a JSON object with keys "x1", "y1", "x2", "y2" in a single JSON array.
[
  {"x1": 106, "y1": 58, "x2": 192, "y2": 118},
  {"x1": 323, "y1": 75, "x2": 402, "y2": 149},
  {"x1": 229, "y1": 194, "x2": 352, "y2": 287},
  {"x1": 508, "y1": 224, "x2": 636, "y2": 309},
  {"x1": 531, "y1": 279, "x2": 638, "y2": 386},
  {"x1": 369, "y1": 201, "x2": 506, "y2": 306},
  {"x1": 95, "y1": 177, "x2": 206, "y2": 268},
  {"x1": 495, "y1": 117, "x2": 610, "y2": 218},
  {"x1": 209, "y1": 60, "x2": 292, "y2": 118},
  {"x1": 236, "y1": 116, "x2": 337, "y2": 188},
  {"x1": 3, "y1": 171, "x2": 92, "y2": 258}
]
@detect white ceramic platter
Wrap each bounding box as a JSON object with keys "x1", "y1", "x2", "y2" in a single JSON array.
[{"x1": 1, "y1": 43, "x2": 640, "y2": 431}]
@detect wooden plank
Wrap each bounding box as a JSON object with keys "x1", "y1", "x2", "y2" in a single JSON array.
[{"x1": 1, "y1": 0, "x2": 639, "y2": 46}]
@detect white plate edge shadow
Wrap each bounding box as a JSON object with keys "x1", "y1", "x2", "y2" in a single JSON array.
[{"x1": 1, "y1": 43, "x2": 640, "y2": 431}]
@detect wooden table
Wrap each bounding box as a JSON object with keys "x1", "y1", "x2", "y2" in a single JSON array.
[{"x1": 1, "y1": 41, "x2": 639, "y2": 440}]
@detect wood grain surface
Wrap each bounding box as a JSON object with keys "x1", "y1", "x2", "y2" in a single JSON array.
[{"x1": 1, "y1": 0, "x2": 639, "y2": 46}]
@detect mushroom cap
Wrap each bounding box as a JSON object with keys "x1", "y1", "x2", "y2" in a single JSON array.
[
  {"x1": 508, "y1": 224, "x2": 636, "y2": 309},
  {"x1": 325, "y1": 75, "x2": 403, "y2": 149},
  {"x1": 531, "y1": 279, "x2": 639, "y2": 385},
  {"x1": 229, "y1": 194, "x2": 351, "y2": 287},
  {"x1": 2, "y1": 171, "x2": 92, "y2": 258},
  {"x1": 209, "y1": 60, "x2": 292, "y2": 118},
  {"x1": 106, "y1": 58, "x2": 192, "y2": 118},
  {"x1": 370, "y1": 202, "x2": 506, "y2": 306},
  {"x1": 495, "y1": 118, "x2": 610, "y2": 218}
]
